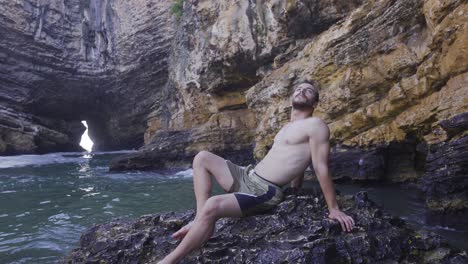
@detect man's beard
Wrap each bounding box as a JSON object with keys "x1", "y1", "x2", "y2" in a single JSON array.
[{"x1": 292, "y1": 99, "x2": 315, "y2": 110}]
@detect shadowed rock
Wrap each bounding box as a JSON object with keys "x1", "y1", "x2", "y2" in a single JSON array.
[{"x1": 66, "y1": 189, "x2": 467, "y2": 263}]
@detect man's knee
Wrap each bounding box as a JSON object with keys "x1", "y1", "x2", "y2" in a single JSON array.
[
  {"x1": 193, "y1": 151, "x2": 213, "y2": 168},
  {"x1": 200, "y1": 196, "x2": 222, "y2": 220}
]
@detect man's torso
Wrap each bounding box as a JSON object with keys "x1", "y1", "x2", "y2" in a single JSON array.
[{"x1": 254, "y1": 117, "x2": 326, "y2": 186}]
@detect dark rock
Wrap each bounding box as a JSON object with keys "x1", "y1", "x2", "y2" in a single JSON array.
[
  {"x1": 420, "y1": 135, "x2": 468, "y2": 228},
  {"x1": 0, "y1": 0, "x2": 175, "y2": 154},
  {"x1": 328, "y1": 144, "x2": 387, "y2": 182},
  {"x1": 109, "y1": 128, "x2": 255, "y2": 171},
  {"x1": 324, "y1": 139, "x2": 424, "y2": 183},
  {"x1": 66, "y1": 190, "x2": 467, "y2": 263},
  {"x1": 439, "y1": 113, "x2": 468, "y2": 139}
]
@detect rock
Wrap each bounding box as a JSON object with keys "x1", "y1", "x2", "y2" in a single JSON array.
[
  {"x1": 0, "y1": 105, "x2": 85, "y2": 154},
  {"x1": 66, "y1": 189, "x2": 467, "y2": 263},
  {"x1": 439, "y1": 113, "x2": 468, "y2": 139},
  {"x1": 0, "y1": 0, "x2": 175, "y2": 154},
  {"x1": 246, "y1": 0, "x2": 467, "y2": 158},
  {"x1": 421, "y1": 134, "x2": 468, "y2": 229},
  {"x1": 109, "y1": 128, "x2": 255, "y2": 171},
  {"x1": 139, "y1": 0, "x2": 364, "y2": 171}
]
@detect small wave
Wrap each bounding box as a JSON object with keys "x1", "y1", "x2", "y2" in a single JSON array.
[
  {"x1": 0, "y1": 190, "x2": 16, "y2": 194},
  {"x1": 79, "y1": 187, "x2": 94, "y2": 192},
  {"x1": 39, "y1": 201, "x2": 51, "y2": 205},
  {"x1": 173, "y1": 169, "x2": 193, "y2": 178},
  {"x1": 0, "y1": 150, "x2": 137, "y2": 169},
  {"x1": 82, "y1": 192, "x2": 100, "y2": 198},
  {"x1": 0, "y1": 153, "x2": 82, "y2": 169},
  {"x1": 48, "y1": 213, "x2": 71, "y2": 222},
  {"x1": 15, "y1": 212, "x2": 30, "y2": 218}
]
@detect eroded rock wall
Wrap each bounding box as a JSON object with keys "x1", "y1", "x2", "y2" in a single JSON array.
[
  {"x1": 0, "y1": 0, "x2": 175, "y2": 154},
  {"x1": 134, "y1": 0, "x2": 362, "y2": 168},
  {"x1": 128, "y1": 0, "x2": 467, "y2": 220}
]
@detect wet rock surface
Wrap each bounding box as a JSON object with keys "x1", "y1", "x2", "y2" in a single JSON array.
[{"x1": 66, "y1": 189, "x2": 467, "y2": 263}]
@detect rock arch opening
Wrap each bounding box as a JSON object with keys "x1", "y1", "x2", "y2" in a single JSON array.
[{"x1": 79, "y1": 121, "x2": 94, "y2": 152}]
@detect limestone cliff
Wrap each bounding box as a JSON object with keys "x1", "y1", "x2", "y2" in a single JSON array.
[
  {"x1": 113, "y1": 0, "x2": 364, "y2": 169},
  {"x1": 1, "y1": 0, "x2": 466, "y2": 224},
  {"x1": 124, "y1": 0, "x2": 467, "y2": 223}
]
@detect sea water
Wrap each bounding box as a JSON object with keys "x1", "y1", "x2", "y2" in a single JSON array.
[{"x1": 0, "y1": 152, "x2": 466, "y2": 263}]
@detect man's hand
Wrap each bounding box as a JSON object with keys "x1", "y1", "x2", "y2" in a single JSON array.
[{"x1": 328, "y1": 208, "x2": 355, "y2": 232}]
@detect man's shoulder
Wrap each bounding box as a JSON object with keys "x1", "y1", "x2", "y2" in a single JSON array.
[
  {"x1": 305, "y1": 117, "x2": 329, "y2": 130},
  {"x1": 305, "y1": 117, "x2": 329, "y2": 139}
]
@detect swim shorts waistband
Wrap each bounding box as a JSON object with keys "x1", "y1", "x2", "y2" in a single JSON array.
[{"x1": 249, "y1": 169, "x2": 283, "y2": 189}]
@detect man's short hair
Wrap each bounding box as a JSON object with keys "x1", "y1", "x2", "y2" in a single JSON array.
[{"x1": 296, "y1": 79, "x2": 320, "y2": 104}]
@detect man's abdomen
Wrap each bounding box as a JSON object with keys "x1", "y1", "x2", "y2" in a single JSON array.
[{"x1": 254, "y1": 144, "x2": 310, "y2": 186}]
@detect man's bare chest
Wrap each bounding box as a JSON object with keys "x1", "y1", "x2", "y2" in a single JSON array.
[{"x1": 274, "y1": 123, "x2": 309, "y2": 145}]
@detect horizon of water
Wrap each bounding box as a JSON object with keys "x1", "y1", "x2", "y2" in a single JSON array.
[{"x1": 0, "y1": 151, "x2": 466, "y2": 263}]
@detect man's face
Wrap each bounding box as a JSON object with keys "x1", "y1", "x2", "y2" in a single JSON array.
[{"x1": 291, "y1": 83, "x2": 317, "y2": 110}]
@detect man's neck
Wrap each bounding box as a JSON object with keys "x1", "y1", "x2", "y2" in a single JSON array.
[{"x1": 290, "y1": 108, "x2": 314, "y2": 122}]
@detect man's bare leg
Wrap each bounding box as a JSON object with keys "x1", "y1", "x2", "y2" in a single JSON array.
[
  {"x1": 172, "y1": 151, "x2": 235, "y2": 240},
  {"x1": 160, "y1": 194, "x2": 242, "y2": 264}
]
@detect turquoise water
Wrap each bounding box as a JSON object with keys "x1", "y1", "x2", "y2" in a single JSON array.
[
  {"x1": 0, "y1": 152, "x2": 224, "y2": 263},
  {"x1": 0, "y1": 152, "x2": 466, "y2": 263}
]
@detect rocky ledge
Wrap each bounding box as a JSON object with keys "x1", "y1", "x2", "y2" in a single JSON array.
[{"x1": 66, "y1": 189, "x2": 467, "y2": 263}]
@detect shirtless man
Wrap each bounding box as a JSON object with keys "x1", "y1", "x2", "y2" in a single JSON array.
[{"x1": 159, "y1": 80, "x2": 355, "y2": 264}]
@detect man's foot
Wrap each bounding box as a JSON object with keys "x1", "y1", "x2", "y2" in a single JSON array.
[{"x1": 171, "y1": 221, "x2": 193, "y2": 240}]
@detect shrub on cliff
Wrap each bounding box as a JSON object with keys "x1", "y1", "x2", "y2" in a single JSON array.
[{"x1": 171, "y1": 0, "x2": 184, "y2": 18}]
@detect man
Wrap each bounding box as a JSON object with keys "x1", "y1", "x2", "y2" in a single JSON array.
[{"x1": 159, "y1": 80, "x2": 355, "y2": 264}]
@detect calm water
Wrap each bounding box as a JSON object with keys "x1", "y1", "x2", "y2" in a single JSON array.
[{"x1": 0, "y1": 152, "x2": 466, "y2": 263}]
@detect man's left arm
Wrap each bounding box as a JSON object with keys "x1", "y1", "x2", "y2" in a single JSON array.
[{"x1": 309, "y1": 123, "x2": 355, "y2": 232}]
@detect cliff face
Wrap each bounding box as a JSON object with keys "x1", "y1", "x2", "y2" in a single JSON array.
[
  {"x1": 0, "y1": 0, "x2": 174, "y2": 154},
  {"x1": 241, "y1": 0, "x2": 468, "y2": 217},
  {"x1": 1, "y1": 0, "x2": 466, "y2": 221},
  {"x1": 126, "y1": 0, "x2": 467, "y2": 221},
  {"x1": 116, "y1": 0, "x2": 363, "y2": 169}
]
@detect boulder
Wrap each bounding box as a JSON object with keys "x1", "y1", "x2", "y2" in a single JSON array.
[{"x1": 66, "y1": 189, "x2": 467, "y2": 263}]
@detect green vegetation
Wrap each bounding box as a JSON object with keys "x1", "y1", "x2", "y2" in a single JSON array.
[
  {"x1": 171, "y1": 0, "x2": 184, "y2": 18},
  {"x1": 255, "y1": 23, "x2": 266, "y2": 37}
]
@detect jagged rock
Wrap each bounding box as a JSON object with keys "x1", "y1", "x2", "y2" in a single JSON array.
[
  {"x1": 109, "y1": 128, "x2": 255, "y2": 171},
  {"x1": 421, "y1": 134, "x2": 468, "y2": 229},
  {"x1": 141, "y1": 0, "x2": 363, "y2": 170},
  {"x1": 0, "y1": 105, "x2": 85, "y2": 154},
  {"x1": 0, "y1": 0, "x2": 175, "y2": 154},
  {"x1": 246, "y1": 0, "x2": 467, "y2": 159},
  {"x1": 329, "y1": 137, "x2": 429, "y2": 183},
  {"x1": 66, "y1": 190, "x2": 467, "y2": 263}
]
